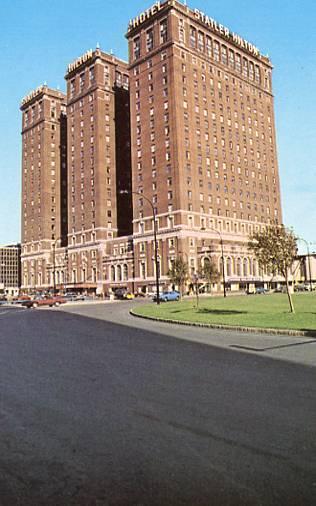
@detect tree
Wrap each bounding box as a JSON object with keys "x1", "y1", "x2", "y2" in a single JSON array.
[
  {"x1": 248, "y1": 224, "x2": 298, "y2": 313},
  {"x1": 167, "y1": 257, "x2": 189, "y2": 298},
  {"x1": 191, "y1": 271, "x2": 202, "y2": 309},
  {"x1": 202, "y1": 258, "x2": 221, "y2": 292}
]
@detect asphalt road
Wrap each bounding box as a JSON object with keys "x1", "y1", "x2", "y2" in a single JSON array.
[{"x1": 0, "y1": 302, "x2": 315, "y2": 505}]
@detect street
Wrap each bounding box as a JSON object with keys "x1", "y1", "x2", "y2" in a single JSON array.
[{"x1": 0, "y1": 302, "x2": 315, "y2": 505}]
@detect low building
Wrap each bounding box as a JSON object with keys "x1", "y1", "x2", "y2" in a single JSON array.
[
  {"x1": 0, "y1": 244, "x2": 21, "y2": 297},
  {"x1": 293, "y1": 254, "x2": 316, "y2": 289}
]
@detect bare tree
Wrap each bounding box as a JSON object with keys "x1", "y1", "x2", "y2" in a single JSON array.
[
  {"x1": 248, "y1": 224, "x2": 298, "y2": 313},
  {"x1": 167, "y1": 257, "x2": 189, "y2": 298}
]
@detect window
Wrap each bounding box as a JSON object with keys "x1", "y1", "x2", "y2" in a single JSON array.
[
  {"x1": 89, "y1": 66, "x2": 95, "y2": 83},
  {"x1": 70, "y1": 79, "x2": 75, "y2": 97},
  {"x1": 79, "y1": 72, "x2": 85, "y2": 90},
  {"x1": 146, "y1": 29, "x2": 154, "y2": 52},
  {"x1": 198, "y1": 31, "x2": 204, "y2": 52},
  {"x1": 249, "y1": 61, "x2": 254, "y2": 80},
  {"x1": 206, "y1": 36, "x2": 212, "y2": 57},
  {"x1": 140, "y1": 262, "x2": 146, "y2": 279},
  {"x1": 160, "y1": 19, "x2": 168, "y2": 43},
  {"x1": 179, "y1": 18, "x2": 185, "y2": 43},
  {"x1": 133, "y1": 36, "x2": 140, "y2": 59},
  {"x1": 213, "y1": 41, "x2": 220, "y2": 61},
  {"x1": 243, "y1": 58, "x2": 248, "y2": 78},
  {"x1": 221, "y1": 45, "x2": 228, "y2": 65},
  {"x1": 189, "y1": 26, "x2": 196, "y2": 48},
  {"x1": 236, "y1": 54, "x2": 241, "y2": 72},
  {"x1": 229, "y1": 49, "x2": 235, "y2": 69}
]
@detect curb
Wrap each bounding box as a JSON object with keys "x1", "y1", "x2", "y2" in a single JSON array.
[{"x1": 129, "y1": 310, "x2": 316, "y2": 338}]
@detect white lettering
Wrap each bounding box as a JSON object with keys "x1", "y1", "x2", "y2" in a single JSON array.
[
  {"x1": 21, "y1": 85, "x2": 44, "y2": 106},
  {"x1": 194, "y1": 8, "x2": 201, "y2": 20},
  {"x1": 204, "y1": 15, "x2": 211, "y2": 27},
  {"x1": 194, "y1": 10, "x2": 260, "y2": 57},
  {"x1": 128, "y1": 2, "x2": 162, "y2": 32},
  {"x1": 67, "y1": 50, "x2": 93, "y2": 73}
]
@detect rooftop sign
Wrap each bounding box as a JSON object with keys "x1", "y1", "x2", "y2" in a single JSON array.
[
  {"x1": 21, "y1": 85, "x2": 45, "y2": 106},
  {"x1": 194, "y1": 8, "x2": 260, "y2": 57},
  {"x1": 128, "y1": 1, "x2": 162, "y2": 32},
  {"x1": 127, "y1": 1, "x2": 260, "y2": 58},
  {"x1": 67, "y1": 49, "x2": 93, "y2": 74}
]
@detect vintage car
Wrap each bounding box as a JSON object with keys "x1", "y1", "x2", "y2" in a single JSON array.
[
  {"x1": 153, "y1": 290, "x2": 180, "y2": 302},
  {"x1": 21, "y1": 295, "x2": 67, "y2": 309}
]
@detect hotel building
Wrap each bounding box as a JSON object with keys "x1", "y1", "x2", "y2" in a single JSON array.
[
  {"x1": 64, "y1": 48, "x2": 132, "y2": 294},
  {"x1": 123, "y1": 0, "x2": 282, "y2": 293},
  {"x1": 20, "y1": 1, "x2": 283, "y2": 295},
  {"x1": 20, "y1": 86, "x2": 67, "y2": 291}
]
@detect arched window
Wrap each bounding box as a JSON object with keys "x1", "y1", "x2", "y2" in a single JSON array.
[
  {"x1": 226, "y1": 257, "x2": 232, "y2": 276},
  {"x1": 123, "y1": 264, "x2": 128, "y2": 280},
  {"x1": 81, "y1": 268, "x2": 86, "y2": 282},
  {"x1": 117, "y1": 265, "x2": 122, "y2": 281},
  {"x1": 203, "y1": 257, "x2": 210, "y2": 268},
  {"x1": 243, "y1": 258, "x2": 248, "y2": 277},
  {"x1": 219, "y1": 256, "x2": 224, "y2": 275},
  {"x1": 236, "y1": 258, "x2": 241, "y2": 276},
  {"x1": 111, "y1": 265, "x2": 115, "y2": 282}
]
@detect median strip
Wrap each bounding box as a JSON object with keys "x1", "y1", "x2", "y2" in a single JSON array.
[{"x1": 130, "y1": 309, "x2": 316, "y2": 338}]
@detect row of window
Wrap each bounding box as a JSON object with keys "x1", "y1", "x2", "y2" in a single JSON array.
[
  {"x1": 186, "y1": 23, "x2": 268, "y2": 88},
  {"x1": 69, "y1": 65, "x2": 129, "y2": 98},
  {"x1": 133, "y1": 19, "x2": 168, "y2": 59}
]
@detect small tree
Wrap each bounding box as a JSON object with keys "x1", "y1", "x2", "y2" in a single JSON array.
[
  {"x1": 248, "y1": 224, "x2": 298, "y2": 313},
  {"x1": 202, "y1": 259, "x2": 221, "y2": 293},
  {"x1": 191, "y1": 271, "x2": 202, "y2": 309},
  {"x1": 167, "y1": 257, "x2": 189, "y2": 298}
]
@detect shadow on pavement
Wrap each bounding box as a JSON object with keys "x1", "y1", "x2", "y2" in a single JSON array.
[{"x1": 0, "y1": 308, "x2": 315, "y2": 506}]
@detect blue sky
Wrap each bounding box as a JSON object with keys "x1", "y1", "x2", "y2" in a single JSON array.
[{"x1": 0, "y1": 0, "x2": 315, "y2": 252}]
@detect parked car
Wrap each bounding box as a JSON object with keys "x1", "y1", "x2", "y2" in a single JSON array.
[
  {"x1": 113, "y1": 289, "x2": 135, "y2": 300},
  {"x1": 255, "y1": 287, "x2": 269, "y2": 295},
  {"x1": 113, "y1": 288, "x2": 127, "y2": 300},
  {"x1": 64, "y1": 292, "x2": 86, "y2": 301},
  {"x1": 125, "y1": 292, "x2": 135, "y2": 300},
  {"x1": 153, "y1": 290, "x2": 180, "y2": 302},
  {"x1": 14, "y1": 294, "x2": 31, "y2": 301},
  {"x1": 294, "y1": 284, "x2": 310, "y2": 292},
  {"x1": 21, "y1": 295, "x2": 67, "y2": 309},
  {"x1": 274, "y1": 287, "x2": 286, "y2": 293}
]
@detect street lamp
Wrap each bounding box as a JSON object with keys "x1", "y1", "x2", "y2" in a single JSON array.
[
  {"x1": 120, "y1": 190, "x2": 160, "y2": 305},
  {"x1": 52, "y1": 237, "x2": 60, "y2": 294},
  {"x1": 298, "y1": 237, "x2": 312, "y2": 291},
  {"x1": 201, "y1": 226, "x2": 226, "y2": 298}
]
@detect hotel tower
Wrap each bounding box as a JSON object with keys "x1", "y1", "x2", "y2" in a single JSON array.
[
  {"x1": 124, "y1": 0, "x2": 282, "y2": 293},
  {"x1": 20, "y1": 1, "x2": 282, "y2": 295}
]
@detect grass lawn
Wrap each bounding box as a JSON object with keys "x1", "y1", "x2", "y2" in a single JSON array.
[{"x1": 133, "y1": 293, "x2": 316, "y2": 332}]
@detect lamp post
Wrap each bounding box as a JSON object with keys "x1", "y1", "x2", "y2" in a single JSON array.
[
  {"x1": 52, "y1": 238, "x2": 60, "y2": 294},
  {"x1": 298, "y1": 237, "x2": 312, "y2": 291},
  {"x1": 201, "y1": 226, "x2": 226, "y2": 298},
  {"x1": 120, "y1": 190, "x2": 160, "y2": 305}
]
